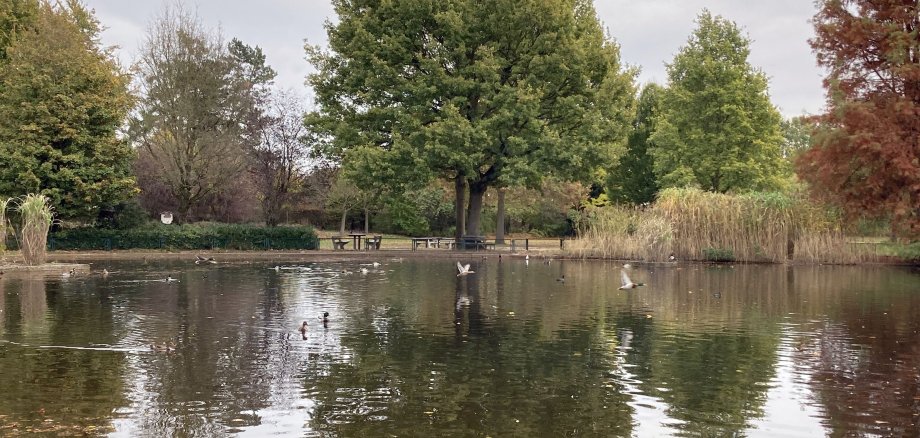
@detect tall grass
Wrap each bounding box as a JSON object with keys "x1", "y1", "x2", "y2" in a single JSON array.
[
  {"x1": 19, "y1": 194, "x2": 54, "y2": 266},
  {"x1": 570, "y1": 188, "x2": 868, "y2": 264},
  {"x1": 0, "y1": 197, "x2": 9, "y2": 254}
]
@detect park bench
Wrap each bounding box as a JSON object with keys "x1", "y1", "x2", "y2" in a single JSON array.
[
  {"x1": 365, "y1": 235, "x2": 383, "y2": 250},
  {"x1": 332, "y1": 236, "x2": 350, "y2": 250}
]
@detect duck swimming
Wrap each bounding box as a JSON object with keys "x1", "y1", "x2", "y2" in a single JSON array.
[
  {"x1": 618, "y1": 270, "x2": 645, "y2": 290},
  {"x1": 166, "y1": 275, "x2": 179, "y2": 283},
  {"x1": 298, "y1": 321, "x2": 308, "y2": 334},
  {"x1": 556, "y1": 275, "x2": 566, "y2": 283}
]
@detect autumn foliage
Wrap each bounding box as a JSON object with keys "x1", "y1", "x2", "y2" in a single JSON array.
[{"x1": 799, "y1": 0, "x2": 920, "y2": 238}]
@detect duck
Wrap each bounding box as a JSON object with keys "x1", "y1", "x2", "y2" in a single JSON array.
[
  {"x1": 372, "y1": 262, "x2": 381, "y2": 267},
  {"x1": 456, "y1": 262, "x2": 474, "y2": 276},
  {"x1": 556, "y1": 275, "x2": 566, "y2": 283},
  {"x1": 360, "y1": 267, "x2": 369, "y2": 275},
  {"x1": 150, "y1": 342, "x2": 175, "y2": 353},
  {"x1": 166, "y1": 275, "x2": 179, "y2": 283},
  {"x1": 298, "y1": 321, "x2": 308, "y2": 335},
  {"x1": 618, "y1": 270, "x2": 645, "y2": 290},
  {"x1": 623, "y1": 263, "x2": 633, "y2": 269},
  {"x1": 195, "y1": 255, "x2": 217, "y2": 264},
  {"x1": 712, "y1": 292, "x2": 722, "y2": 299},
  {"x1": 273, "y1": 265, "x2": 281, "y2": 272},
  {"x1": 62, "y1": 268, "x2": 75, "y2": 278},
  {"x1": 668, "y1": 254, "x2": 676, "y2": 262},
  {"x1": 102, "y1": 269, "x2": 109, "y2": 277},
  {"x1": 320, "y1": 312, "x2": 330, "y2": 323}
]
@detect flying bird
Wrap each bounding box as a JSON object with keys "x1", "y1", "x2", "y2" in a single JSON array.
[
  {"x1": 456, "y1": 262, "x2": 475, "y2": 276},
  {"x1": 618, "y1": 270, "x2": 645, "y2": 290},
  {"x1": 196, "y1": 255, "x2": 217, "y2": 264}
]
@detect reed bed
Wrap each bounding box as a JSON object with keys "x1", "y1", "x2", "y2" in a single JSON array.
[
  {"x1": 0, "y1": 197, "x2": 8, "y2": 254},
  {"x1": 569, "y1": 188, "x2": 866, "y2": 264},
  {"x1": 18, "y1": 194, "x2": 54, "y2": 266}
]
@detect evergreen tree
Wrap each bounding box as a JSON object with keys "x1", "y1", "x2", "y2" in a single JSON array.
[
  {"x1": 0, "y1": 0, "x2": 135, "y2": 219},
  {"x1": 607, "y1": 83, "x2": 663, "y2": 204}
]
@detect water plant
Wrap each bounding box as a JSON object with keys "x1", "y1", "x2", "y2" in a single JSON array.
[
  {"x1": 570, "y1": 188, "x2": 869, "y2": 264},
  {"x1": 18, "y1": 194, "x2": 54, "y2": 266}
]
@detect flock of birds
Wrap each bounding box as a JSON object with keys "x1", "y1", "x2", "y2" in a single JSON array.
[{"x1": 61, "y1": 251, "x2": 684, "y2": 353}]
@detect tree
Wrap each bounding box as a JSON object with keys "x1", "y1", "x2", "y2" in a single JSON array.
[
  {"x1": 607, "y1": 83, "x2": 663, "y2": 204},
  {"x1": 307, "y1": 0, "x2": 635, "y2": 239},
  {"x1": 0, "y1": 0, "x2": 136, "y2": 219},
  {"x1": 650, "y1": 11, "x2": 786, "y2": 193},
  {"x1": 131, "y1": 5, "x2": 264, "y2": 223},
  {"x1": 250, "y1": 91, "x2": 310, "y2": 226},
  {"x1": 798, "y1": 0, "x2": 920, "y2": 238},
  {"x1": 780, "y1": 116, "x2": 814, "y2": 160},
  {"x1": 0, "y1": 0, "x2": 38, "y2": 61}
]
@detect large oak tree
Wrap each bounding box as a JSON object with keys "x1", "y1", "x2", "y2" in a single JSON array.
[
  {"x1": 798, "y1": 0, "x2": 920, "y2": 237},
  {"x1": 307, "y1": 0, "x2": 635, "y2": 239}
]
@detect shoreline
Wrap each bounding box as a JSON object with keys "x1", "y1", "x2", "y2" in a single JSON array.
[{"x1": 0, "y1": 249, "x2": 910, "y2": 267}]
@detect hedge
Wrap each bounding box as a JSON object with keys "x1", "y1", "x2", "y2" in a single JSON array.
[{"x1": 42, "y1": 223, "x2": 319, "y2": 251}]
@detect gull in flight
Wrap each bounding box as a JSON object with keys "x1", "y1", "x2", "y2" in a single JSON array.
[
  {"x1": 618, "y1": 270, "x2": 645, "y2": 290},
  {"x1": 456, "y1": 262, "x2": 474, "y2": 276}
]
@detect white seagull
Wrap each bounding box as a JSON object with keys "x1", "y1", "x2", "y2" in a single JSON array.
[
  {"x1": 456, "y1": 262, "x2": 475, "y2": 276},
  {"x1": 618, "y1": 270, "x2": 645, "y2": 290}
]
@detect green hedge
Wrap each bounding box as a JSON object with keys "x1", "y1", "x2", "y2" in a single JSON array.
[{"x1": 47, "y1": 223, "x2": 319, "y2": 251}]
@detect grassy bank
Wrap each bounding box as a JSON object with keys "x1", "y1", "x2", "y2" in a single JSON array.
[{"x1": 568, "y1": 188, "x2": 877, "y2": 264}]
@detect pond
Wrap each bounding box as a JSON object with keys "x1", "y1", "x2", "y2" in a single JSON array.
[{"x1": 0, "y1": 257, "x2": 918, "y2": 437}]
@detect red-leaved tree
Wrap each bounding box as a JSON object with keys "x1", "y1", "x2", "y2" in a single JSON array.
[{"x1": 799, "y1": 0, "x2": 920, "y2": 238}]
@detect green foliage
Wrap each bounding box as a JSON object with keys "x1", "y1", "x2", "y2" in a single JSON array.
[
  {"x1": 307, "y1": 0, "x2": 636, "y2": 235},
  {"x1": 0, "y1": 0, "x2": 38, "y2": 60},
  {"x1": 780, "y1": 115, "x2": 813, "y2": 160},
  {"x1": 649, "y1": 11, "x2": 787, "y2": 193},
  {"x1": 0, "y1": 1, "x2": 136, "y2": 220},
  {"x1": 703, "y1": 247, "x2": 735, "y2": 262},
  {"x1": 48, "y1": 223, "x2": 319, "y2": 251},
  {"x1": 95, "y1": 199, "x2": 150, "y2": 230},
  {"x1": 607, "y1": 83, "x2": 663, "y2": 204}
]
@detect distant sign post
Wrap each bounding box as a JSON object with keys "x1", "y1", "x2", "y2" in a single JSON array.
[{"x1": 160, "y1": 212, "x2": 174, "y2": 225}]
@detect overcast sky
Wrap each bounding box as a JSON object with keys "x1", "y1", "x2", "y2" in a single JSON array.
[{"x1": 88, "y1": 0, "x2": 826, "y2": 117}]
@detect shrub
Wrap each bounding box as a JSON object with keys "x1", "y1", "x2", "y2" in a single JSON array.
[
  {"x1": 703, "y1": 247, "x2": 735, "y2": 262},
  {"x1": 48, "y1": 223, "x2": 319, "y2": 251}
]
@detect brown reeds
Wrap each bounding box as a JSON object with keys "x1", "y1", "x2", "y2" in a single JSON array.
[
  {"x1": 0, "y1": 197, "x2": 8, "y2": 254},
  {"x1": 18, "y1": 194, "x2": 54, "y2": 266},
  {"x1": 569, "y1": 188, "x2": 869, "y2": 264}
]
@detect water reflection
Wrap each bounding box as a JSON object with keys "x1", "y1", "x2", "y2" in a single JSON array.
[{"x1": 0, "y1": 260, "x2": 917, "y2": 436}]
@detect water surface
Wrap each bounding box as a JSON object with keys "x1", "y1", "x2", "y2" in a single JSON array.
[{"x1": 0, "y1": 257, "x2": 918, "y2": 436}]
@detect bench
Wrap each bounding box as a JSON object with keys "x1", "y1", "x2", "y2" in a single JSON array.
[
  {"x1": 460, "y1": 236, "x2": 495, "y2": 250},
  {"x1": 364, "y1": 235, "x2": 382, "y2": 250},
  {"x1": 332, "y1": 237, "x2": 350, "y2": 250}
]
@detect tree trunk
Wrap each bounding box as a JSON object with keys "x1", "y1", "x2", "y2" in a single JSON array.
[
  {"x1": 364, "y1": 207, "x2": 369, "y2": 234},
  {"x1": 465, "y1": 182, "x2": 487, "y2": 236},
  {"x1": 495, "y1": 188, "x2": 506, "y2": 244},
  {"x1": 339, "y1": 208, "x2": 348, "y2": 235},
  {"x1": 454, "y1": 175, "x2": 466, "y2": 242}
]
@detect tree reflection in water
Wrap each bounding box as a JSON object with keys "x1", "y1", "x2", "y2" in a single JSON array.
[{"x1": 0, "y1": 261, "x2": 917, "y2": 436}]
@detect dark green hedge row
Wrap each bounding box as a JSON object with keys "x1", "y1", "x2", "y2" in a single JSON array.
[{"x1": 46, "y1": 223, "x2": 319, "y2": 251}]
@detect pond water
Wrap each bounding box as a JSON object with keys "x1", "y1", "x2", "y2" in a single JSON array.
[{"x1": 0, "y1": 257, "x2": 918, "y2": 437}]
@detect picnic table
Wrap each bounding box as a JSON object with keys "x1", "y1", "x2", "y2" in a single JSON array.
[
  {"x1": 411, "y1": 237, "x2": 456, "y2": 250},
  {"x1": 348, "y1": 233, "x2": 366, "y2": 251},
  {"x1": 460, "y1": 236, "x2": 495, "y2": 250}
]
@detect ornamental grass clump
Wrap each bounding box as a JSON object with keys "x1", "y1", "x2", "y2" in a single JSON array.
[{"x1": 19, "y1": 194, "x2": 54, "y2": 265}]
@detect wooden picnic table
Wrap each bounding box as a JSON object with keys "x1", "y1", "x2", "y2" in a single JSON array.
[{"x1": 348, "y1": 233, "x2": 366, "y2": 251}]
